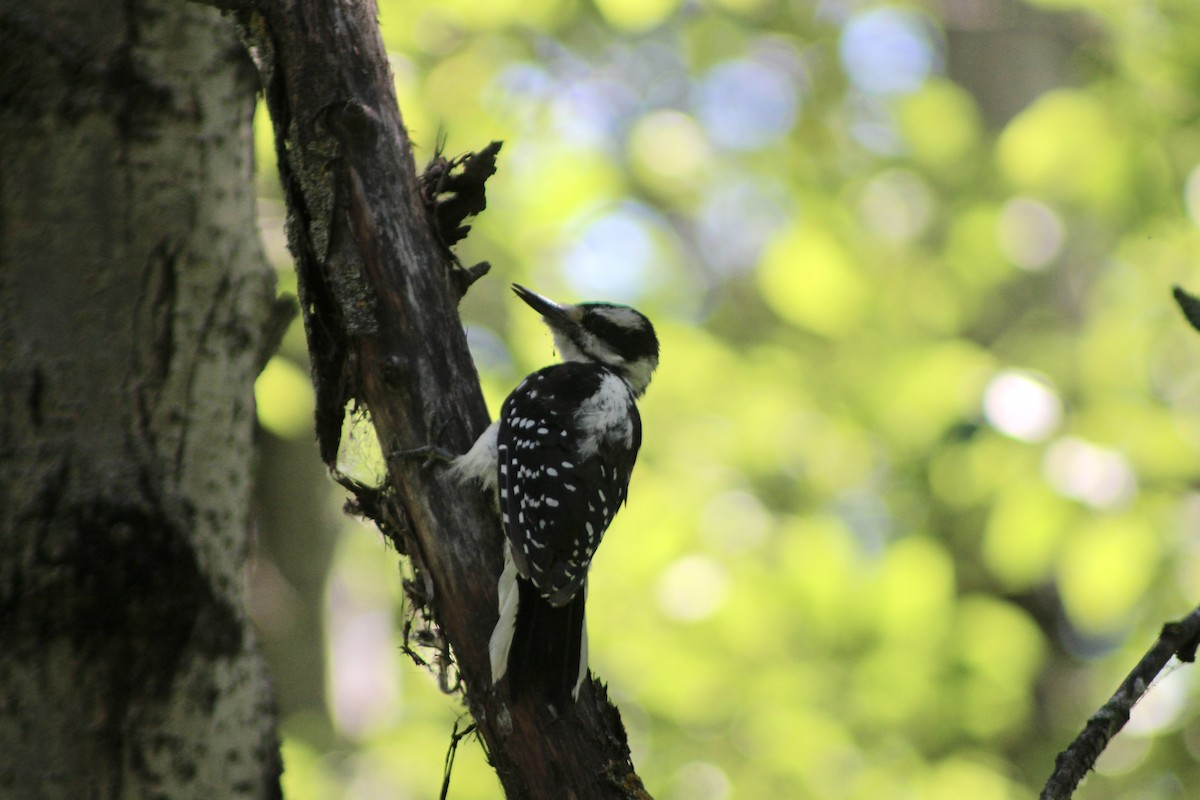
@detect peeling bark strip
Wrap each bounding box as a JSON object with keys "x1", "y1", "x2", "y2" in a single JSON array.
[{"x1": 213, "y1": 0, "x2": 648, "y2": 796}]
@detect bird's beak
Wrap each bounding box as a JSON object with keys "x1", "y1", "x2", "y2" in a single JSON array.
[{"x1": 512, "y1": 284, "x2": 582, "y2": 328}]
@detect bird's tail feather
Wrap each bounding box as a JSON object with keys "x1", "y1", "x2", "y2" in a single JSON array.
[{"x1": 489, "y1": 544, "x2": 588, "y2": 709}]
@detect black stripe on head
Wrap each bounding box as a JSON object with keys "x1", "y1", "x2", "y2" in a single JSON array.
[{"x1": 578, "y1": 303, "x2": 659, "y2": 363}]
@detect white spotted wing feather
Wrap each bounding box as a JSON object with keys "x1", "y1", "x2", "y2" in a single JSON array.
[{"x1": 497, "y1": 363, "x2": 641, "y2": 607}]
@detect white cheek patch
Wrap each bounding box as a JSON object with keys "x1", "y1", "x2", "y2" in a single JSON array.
[
  {"x1": 580, "y1": 331, "x2": 623, "y2": 364},
  {"x1": 621, "y1": 354, "x2": 657, "y2": 397},
  {"x1": 550, "y1": 329, "x2": 587, "y2": 362},
  {"x1": 553, "y1": 328, "x2": 623, "y2": 366}
]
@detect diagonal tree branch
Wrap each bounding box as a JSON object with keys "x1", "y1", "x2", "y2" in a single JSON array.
[
  {"x1": 1040, "y1": 604, "x2": 1200, "y2": 800},
  {"x1": 201, "y1": 0, "x2": 649, "y2": 796},
  {"x1": 1041, "y1": 288, "x2": 1200, "y2": 799}
]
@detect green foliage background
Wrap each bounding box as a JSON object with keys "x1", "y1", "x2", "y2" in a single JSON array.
[{"x1": 250, "y1": 0, "x2": 1200, "y2": 797}]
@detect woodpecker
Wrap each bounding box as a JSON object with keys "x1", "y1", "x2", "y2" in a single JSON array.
[{"x1": 451, "y1": 284, "x2": 659, "y2": 708}]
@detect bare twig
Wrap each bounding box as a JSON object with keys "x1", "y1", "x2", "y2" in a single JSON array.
[
  {"x1": 440, "y1": 717, "x2": 478, "y2": 800},
  {"x1": 1172, "y1": 285, "x2": 1200, "y2": 334},
  {"x1": 1040, "y1": 604, "x2": 1200, "y2": 800}
]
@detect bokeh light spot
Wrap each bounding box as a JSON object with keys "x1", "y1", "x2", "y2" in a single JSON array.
[
  {"x1": 1185, "y1": 164, "x2": 1200, "y2": 227},
  {"x1": 561, "y1": 204, "x2": 659, "y2": 301},
  {"x1": 695, "y1": 58, "x2": 799, "y2": 150},
  {"x1": 628, "y1": 109, "x2": 710, "y2": 183},
  {"x1": 593, "y1": 0, "x2": 680, "y2": 32},
  {"x1": 255, "y1": 356, "x2": 315, "y2": 439},
  {"x1": 996, "y1": 196, "x2": 1065, "y2": 270},
  {"x1": 996, "y1": 89, "x2": 1125, "y2": 208},
  {"x1": 700, "y1": 490, "x2": 771, "y2": 553},
  {"x1": 1043, "y1": 437, "x2": 1137, "y2": 509},
  {"x1": 666, "y1": 761, "x2": 732, "y2": 800},
  {"x1": 1058, "y1": 515, "x2": 1156, "y2": 633},
  {"x1": 983, "y1": 481, "x2": 1073, "y2": 590},
  {"x1": 758, "y1": 225, "x2": 867, "y2": 337},
  {"x1": 846, "y1": 92, "x2": 904, "y2": 154},
  {"x1": 695, "y1": 178, "x2": 793, "y2": 274},
  {"x1": 840, "y1": 7, "x2": 940, "y2": 95},
  {"x1": 1125, "y1": 662, "x2": 1189, "y2": 736},
  {"x1": 656, "y1": 554, "x2": 730, "y2": 622},
  {"x1": 921, "y1": 757, "x2": 1013, "y2": 800},
  {"x1": 857, "y1": 168, "x2": 934, "y2": 243},
  {"x1": 983, "y1": 369, "x2": 1063, "y2": 442},
  {"x1": 550, "y1": 77, "x2": 639, "y2": 146},
  {"x1": 898, "y1": 79, "x2": 981, "y2": 170}
]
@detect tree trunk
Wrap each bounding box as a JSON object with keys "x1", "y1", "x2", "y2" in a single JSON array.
[
  {"x1": 0, "y1": 1, "x2": 282, "y2": 796},
  {"x1": 213, "y1": 1, "x2": 649, "y2": 796}
]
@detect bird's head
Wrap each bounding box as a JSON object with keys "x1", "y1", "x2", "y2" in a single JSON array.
[{"x1": 513, "y1": 284, "x2": 659, "y2": 397}]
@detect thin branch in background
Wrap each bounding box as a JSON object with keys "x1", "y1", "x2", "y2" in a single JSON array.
[
  {"x1": 1040, "y1": 604, "x2": 1200, "y2": 800},
  {"x1": 1040, "y1": 286, "x2": 1200, "y2": 798},
  {"x1": 1172, "y1": 285, "x2": 1200, "y2": 334}
]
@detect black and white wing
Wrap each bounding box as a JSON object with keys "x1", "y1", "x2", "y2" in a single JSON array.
[{"x1": 496, "y1": 363, "x2": 641, "y2": 606}]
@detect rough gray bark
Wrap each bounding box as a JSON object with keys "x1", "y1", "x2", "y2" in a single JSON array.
[
  {"x1": 0, "y1": 1, "x2": 283, "y2": 796},
  {"x1": 210, "y1": 0, "x2": 649, "y2": 796}
]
